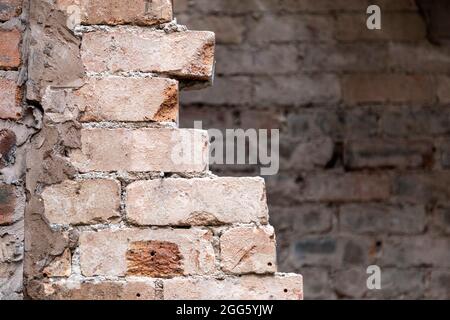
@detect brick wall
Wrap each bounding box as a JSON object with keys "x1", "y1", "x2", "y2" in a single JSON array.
[
  {"x1": 13, "y1": 0, "x2": 302, "y2": 300},
  {"x1": 0, "y1": 0, "x2": 34, "y2": 300},
  {"x1": 176, "y1": 0, "x2": 450, "y2": 299}
]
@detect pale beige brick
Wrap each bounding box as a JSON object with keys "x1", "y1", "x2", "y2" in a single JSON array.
[
  {"x1": 36, "y1": 279, "x2": 157, "y2": 300},
  {"x1": 126, "y1": 177, "x2": 268, "y2": 226},
  {"x1": 43, "y1": 77, "x2": 179, "y2": 122},
  {"x1": 79, "y1": 228, "x2": 216, "y2": 277},
  {"x1": 69, "y1": 128, "x2": 209, "y2": 173},
  {"x1": 163, "y1": 274, "x2": 303, "y2": 300},
  {"x1": 56, "y1": 0, "x2": 172, "y2": 26},
  {"x1": 81, "y1": 28, "x2": 215, "y2": 81},
  {"x1": 220, "y1": 225, "x2": 277, "y2": 274},
  {"x1": 42, "y1": 179, "x2": 121, "y2": 225}
]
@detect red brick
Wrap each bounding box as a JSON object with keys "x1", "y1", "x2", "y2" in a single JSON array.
[
  {"x1": 0, "y1": 128, "x2": 16, "y2": 168},
  {"x1": 0, "y1": 184, "x2": 17, "y2": 225},
  {"x1": 0, "y1": 29, "x2": 20, "y2": 69}
]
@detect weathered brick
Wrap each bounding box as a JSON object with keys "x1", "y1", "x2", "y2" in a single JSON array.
[
  {"x1": 290, "y1": 236, "x2": 375, "y2": 268},
  {"x1": 273, "y1": 205, "x2": 334, "y2": 239},
  {"x1": 366, "y1": 268, "x2": 425, "y2": 299},
  {"x1": 126, "y1": 177, "x2": 268, "y2": 226},
  {"x1": 342, "y1": 74, "x2": 435, "y2": 105},
  {"x1": 81, "y1": 28, "x2": 215, "y2": 81},
  {"x1": 0, "y1": 129, "x2": 16, "y2": 168},
  {"x1": 163, "y1": 274, "x2": 303, "y2": 300},
  {"x1": 393, "y1": 172, "x2": 450, "y2": 203},
  {"x1": 388, "y1": 44, "x2": 450, "y2": 73},
  {"x1": 56, "y1": 0, "x2": 172, "y2": 26},
  {"x1": 191, "y1": 0, "x2": 279, "y2": 14},
  {"x1": 339, "y1": 203, "x2": 426, "y2": 235},
  {"x1": 181, "y1": 76, "x2": 252, "y2": 105},
  {"x1": 336, "y1": 13, "x2": 426, "y2": 42},
  {"x1": 380, "y1": 107, "x2": 450, "y2": 137},
  {"x1": 43, "y1": 249, "x2": 71, "y2": 277},
  {"x1": 0, "y1": 29, "x2": 20, "y2": 69},
  {"x1": 180, "y1": 105, "x2": 234, "y2": 130},
  {"x1": 287, "y1": 109, "x2": 344, "y2": 139},
  {"x1": 69, "y1": 128, "x2": 209, "y2": 173},
  {"x1": 298, "y1": 173, "x2": 391, "y2": 202},
  {"x1": 43, "y1": 77, "x2": 179, "y2": 122},
  {"x1": 0, "y1": 0, "x2": 22, "y2": 21},
  {"x1": 41, "y1": 179, "x2": 121, "y2": 225},
  {"x1": 280, "y1": 0, "x2": 417, "y2": 12},
  {"x1": 344, "y1": 139, "x2": 433, "y2": 169},
  {"x1": 79, "y1": 228, "x2": 216, "y2": 277},
  {"x1": 247, "y1": 15, "x2": 334, "y2": 44},
  {"x1": 283, "y1": 137, "x2": 334, "y2": 171},
  {"x1": 0, "y1": 77, "x2": 21, "y2": 120},
  {"x1": 32, "y1": 279, "x2": 157, "y2": 300},
  {"x1": 178, "y1": 15, "x2": 245, "y2": 44},
  {"x1": 220, "y1": 225, "x2": 276, "y2": 274},
  {"x1": 437, "y1": 76, "x2": 450, "y2": 104},
  {"x1": 380, "y1": 236, "x2": 450, "y2": 267},
  {"x1": 254, "y1": 75, "x2": 341, "y2": 106},
  {"x1": 427, "y1": 270, "x2": 450, "y2": 299},
  {"x1": 0, "y1": 184, "x2": 20, "y2": 226},
  {"x1": 433, "y1": 206, "x2": 450, "y2": 235},
  {"x1": 441, "y1": 140, "x2": 450, "y2": 168},
  {"x1": 295, "y1": 267, "x2": 335, "y2": 300},
  {"x1": 301, "y1": 43, "x2": 388, "y2": 73},
  {"x1": 345, "y1": 107, "x2": 379, "y2": 138},
  {"x1": 173, "y1": 0, "x2": 189, "y2": 13}
]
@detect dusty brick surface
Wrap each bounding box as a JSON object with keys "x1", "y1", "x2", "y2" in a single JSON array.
[
  {"x1": 69, "y1": 128, "x2": 209, "y2": 173},
  {"x1": 43, "y1": 77, "x2": 179, "y2": 122},
  {"x1": 41, "y1": 179, "x2": 121, "y2": 225},
  {"x1": 220, "y1": 225, "x2": 277, "y2": 274},
  {"x1": 56, "y1": 0, "x2": 173, "y2": 26},
  {"x1": 0, "y1": 184, "x2": 18, "y2": 225},
  {"x1": 126, "y1": 177, "x2": 268, "y2": 226},
  {"x1": 0, "y1": 0, "x2": 22, "y2": 21},
  {"x1": 0, "y1": 29, "x2": 20, "y2": 69},
  {"x1": 79, "y1": 228, "x2": 216, "y2": 277},
  {"x1": 0, "y1": 77, "x2": 21, "y2": 120},
  {"x1": 81, "y1": 28, "x2": 215, "y2": 81},
  {"x1": 31, "y1": 279, "x2": 157, "y2": 300},
  {"x1": 163, "y1": 274, "x2": 303, "y2": 300}
]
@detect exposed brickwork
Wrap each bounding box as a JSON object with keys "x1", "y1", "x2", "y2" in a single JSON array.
[
  {"x1": 176, "y1": 0, "x2": 450, "y2": 299},
  {"x1": 0, "y1": 0, "x2": 29, "y2": 300}
]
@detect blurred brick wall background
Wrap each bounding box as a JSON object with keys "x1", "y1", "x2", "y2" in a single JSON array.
[{"x1": 175, "y1": 0, "x2": 450, "y2": 299}]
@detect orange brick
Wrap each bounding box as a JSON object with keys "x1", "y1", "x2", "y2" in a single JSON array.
[{"x1": 0, "y1": 29, "x2": 21, "y2": 69}]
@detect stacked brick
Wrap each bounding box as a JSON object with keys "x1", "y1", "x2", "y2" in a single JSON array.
[
  {"x1": 25, "y1": 0, "x2": 303, "y2": 300},
  {"x1": 0, "y1": 0, "x2": 32, "y2": 300},
  {"x1": 176, "y1": 0, "x2": 450, "y2": 299}
]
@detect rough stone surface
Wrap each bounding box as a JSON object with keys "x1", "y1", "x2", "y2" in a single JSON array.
[
  {"x1": 163, "y1": 274, "x2": 303, "y2": 300},
  {"x1": 126, "y1": 177, "x2": 268, "y2": 226},
  {"x1": 0, "y1": 129, "x2": 16, "y2": 169},
  {"x1": 29, "y1": 279, "x2": 157, "y2": 300},
  {"x1": 0, "y1": 29, "x2": 21, "y2": 69},
  {"x1": 42, "y1": 248, "x2": 71, "y2": 277},
  {"x1": 79, "y1": 228, "x2": 216, "y2": 277},
  {"x1": 70, "y1": 128, "x2": 209, "y2": 173},
  {"x1": 41, "y1": 179, "x2": 121, "y2": 225},
  {"x1": 0, "y1": 0, "x2": 22, "y2": 21},
  {"x1": 220, "y1": 225, "x2": 277, "y2": 274},
  {"x1": 81, "y1": 28, "x2": 215, "y2": 81},
  {"x1": 0, "y1": 77, "x2": 21, "y2": 120},
  {"x1": 56, "y1": 0, "x2": 173, "y2": 26},
  {"x1": 43, "y1": 77, "x2": 179, "y2": 122}
]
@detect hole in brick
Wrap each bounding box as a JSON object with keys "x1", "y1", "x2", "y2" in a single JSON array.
[
  {"x1": 43, "y1": 273, "x2": 48, "y2": 278},
  {"x1": 126, "y1": 241, "x2": 183, "y2": 278},
  {"x1": 284, "y1": 289, "x2": 288, "y2": 293},
  {"x1": 267, "y1": 262, "x2": 272, "y2": 267},
  {"x1": 136, "y1": 293, "x2": 141, "y2": 298}
]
